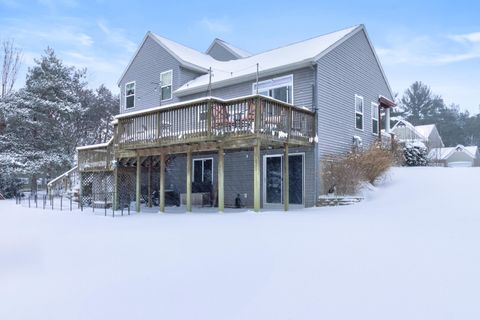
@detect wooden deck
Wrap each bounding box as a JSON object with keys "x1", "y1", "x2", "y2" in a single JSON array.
[{"x1": 77, "y1": 95, "x2": 317, "y2": 212}]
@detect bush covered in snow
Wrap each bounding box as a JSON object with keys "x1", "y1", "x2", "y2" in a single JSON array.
[
  {"x1": 322, "y1": 143, "x2": 395, "y2": 195},
  {"x1": 0, "y1": 172, "x2": 23, "y2": 198},
  {"x1": 402, "y1": 142, "x2": 428, "y2": 166}
]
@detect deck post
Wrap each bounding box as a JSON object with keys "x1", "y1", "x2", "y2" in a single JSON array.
[
  {"x1": 136, "y1": 155, "x2": 141, "y2": 213},
  {"x1": 159, "y1": 153, "x2": 165, "y2": 213},
  {"x1": 218, "y1": 146, "x2": 224, "y2": 212},
  {"x1": 147, "y1": 158, "x2": 152, "y2": 208},
  {"x1": 253, "y1": 139, "x2": 261, "y2": 212},
  {"x1": 113, "y1": 165, "x2": 118, "y2": 210},
  {"x1": 186, "y1": 149, "x2": 192, "y2": 212},
  {"x1": 283, "y1": 143, "x2": 289, "y2": 212}
]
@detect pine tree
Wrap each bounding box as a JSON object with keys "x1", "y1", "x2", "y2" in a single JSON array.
[{"x1": 0, "y1": 48, "x2": 84, "y2": 191}]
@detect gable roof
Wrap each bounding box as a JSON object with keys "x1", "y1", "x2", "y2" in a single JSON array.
[
  {"x1": 414, "y1": 124, "x2": 435, "y2": 138},
  {"x1": 206, "y1": 38, "x2": 251, "y2": 59},
  {"x1": 175, "y1": 25, "x2": 374, "y2": 96},
  {"x1": 428, "y1": 145, "x2": 479, "y2": 160},
  {"x1": 118, "y1": 25, "x2": 393, "y2": 98},
  {"x1": 392, "y1": 120, "x2": 442, "y2": 143}
]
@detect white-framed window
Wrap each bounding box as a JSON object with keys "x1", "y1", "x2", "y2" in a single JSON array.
[
  {"x1": 160, "y1": 70, "x2": 173, "y2": 101},
  {"x1": 193, "y1": 158, "x2": 213, "y2": 184},
  {"x1": 355, "y1": 95, "x2": 364, "y2": 130},
  {"x1": 371, "y1": 102, "x2": 379, "y2": 134},
  {"x1": 125, "y1": 81, "x2": 135, "y2": 109},
  {"x1": 252, "y1": 74, "x2": 293, "y2": 104}
]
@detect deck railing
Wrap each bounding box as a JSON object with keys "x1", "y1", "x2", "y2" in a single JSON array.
[
  {"x1": 115, "y1": 95, "x2": 316, "y2": 150},
  {"x1": 77, "y1": 138, "x2": 114, "y2": 172}
]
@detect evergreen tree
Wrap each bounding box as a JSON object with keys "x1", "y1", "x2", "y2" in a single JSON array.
[
  {"x1": 0, "y1": 48, "x2": 84, "y2": 191},
  {"x1": 394, "y1": 81, "x2": 443, "y2": 125}
]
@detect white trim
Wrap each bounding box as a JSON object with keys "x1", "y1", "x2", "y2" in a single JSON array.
[
  {"x1": 371, "y1": 102, "x2": 379, "y2": 135},
  {"x1": 160, "y1": 69, "x2": 173, "y2": 101},
  {"x1": 192, "y1": 157, "x2": 214, "y2": 183},
  {"x1": 252, "y1": 74, "x2": 294, "y2": 104},
  {"x1": 262, "y1": 152, "x2": 305, "y2": 207},
  {"x1": 125, "y1": 81, "x2": 136, "y2": 110},
  {"x1": 355, "y1": 94, "x2": 364, "y2": 131}
]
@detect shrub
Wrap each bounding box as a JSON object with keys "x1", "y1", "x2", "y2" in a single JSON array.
[
  {"x1": 322, "y1": 143, "x2": 395, "y2": 195},
  {"x1": 402, "y1": 142, "x2": 428, "y2": 166}
]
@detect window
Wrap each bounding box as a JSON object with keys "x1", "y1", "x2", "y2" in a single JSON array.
[
  {"x1": 252, "y1": 75, "x2": 293, "y2": 104},
  {"x1": 371, "y1": 102, "x2": 379, "y2": 134},
  {"x1": 160, "y1": 70, "x2": 173, "y2": 101},
  {"x1": 193, "y1": 158, "x2": 213, "y2": 184},
  {"x1": 355, "y1": 95, "x2": 364, "y2": 130},
  {"x1": 125, "y1": 82, "x2": 135, "y2": 109}
]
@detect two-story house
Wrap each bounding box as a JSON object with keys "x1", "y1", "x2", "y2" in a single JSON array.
[{"x1": 75, "y1": 24, "x2": 395, "y2": 212}]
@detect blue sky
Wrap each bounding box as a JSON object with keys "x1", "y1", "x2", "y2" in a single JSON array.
[{"x1": 1, "y1": 0, "x2": 479, "y2": 113}]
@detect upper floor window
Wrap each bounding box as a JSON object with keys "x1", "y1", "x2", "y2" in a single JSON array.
[
  {"x1": 371, "y1": 102, "x2": 379, "y2": 134},
  {"x1": 160, "y1": 70, "x2": 173, "y2": 101},
  {"x1": 252, "y1": 75, "x2": 293, "y2": 104},
  {"x1": 125, "y1": 82, "x2": 135, "y2": 109},
  {"x1": 355, "y1": 95, "x2": 364, "y2": 130}
]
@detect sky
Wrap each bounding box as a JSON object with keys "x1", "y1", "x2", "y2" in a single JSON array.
[{"x1": 1, "y1": 0, "x2": 479, "y2": 113}]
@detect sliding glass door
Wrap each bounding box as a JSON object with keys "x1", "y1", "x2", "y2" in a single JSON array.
[{"x1": 264, "y1": 154, "x2": 304, "y2": 206}]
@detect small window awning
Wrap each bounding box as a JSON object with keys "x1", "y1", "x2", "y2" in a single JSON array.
[{"x1": 378, "y1": 95, "x2": 396, "y2": 108}]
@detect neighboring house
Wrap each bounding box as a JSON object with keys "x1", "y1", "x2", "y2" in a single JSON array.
[
  {"x1": 391, "y1": 119, "x2": 444, "y2": 150},
  {"x1": 428, "y1": 145, "x2": 480, "y2": 167},
  {"x1": 72, "y1": 24, "x2": 395, "y2": 212}
]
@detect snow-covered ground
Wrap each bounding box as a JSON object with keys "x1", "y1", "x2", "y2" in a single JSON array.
[{"x1": 1, "y1": 167, "x2": 479, "y2": 320}]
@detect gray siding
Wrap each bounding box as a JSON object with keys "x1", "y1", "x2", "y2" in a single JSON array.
[
  {"x1": 181, "y1": 67, "x2": 316, "y2": 109},
  {"x1": 164, "y1": 147, "x2": 316, "y2": 208},
  {"x1": 207, "y1": 42, "x2": 238, "y2": 61},
  {"x1": 118, "y1": 36, "x2": 206, "y2": 114},
  {"x1": 316, "y1": 29, "x2": 392, "y2": 159}
]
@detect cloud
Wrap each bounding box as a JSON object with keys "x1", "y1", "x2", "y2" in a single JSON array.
[
  {"x1": 377, "y1": 31, "x2": 480, "y2": 66},
  {"x1": 449, "y1": 32, "x2": 480, "y2": 44},
  {"x1": 199, "y1": 17, "x2": 232, "y2": 34},
  {"x1": 97, "y1": 19, "x2": 137, "y2": 53}
]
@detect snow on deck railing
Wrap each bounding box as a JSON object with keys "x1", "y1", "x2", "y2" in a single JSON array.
[{"x1": 47, "y1": 166, "x2": 78, "y2": 187}]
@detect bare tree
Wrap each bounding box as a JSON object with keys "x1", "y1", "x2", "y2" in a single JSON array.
[{"x1": 1, "y1": 39, "x2": 22, "y2": 98}]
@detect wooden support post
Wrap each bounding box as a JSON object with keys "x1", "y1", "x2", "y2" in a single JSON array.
[
  {"x1": 159, "y1": 153, "x2": 165, "y2": 213},
  {"x1": 218, "y1": 146, "x2": 224, "y2": 212},
  {"x1": 113, "y1": 166, "x2": 118, "y2": 210},
  {"x1": 253, "y1": 140, "x2": 261, "y2": 212},
  {"x1": 147, "y1": 158, "x2": 152, "y2": 208},
  {"x1": 136, "y1": 155, "x2": 141, "y2": 213},
  {"x1": 186, "y1": 149, "x2": 192, "y2": 212},
  {"x1": 283, "y1": 143, "x2": 289, "y2": 212}
]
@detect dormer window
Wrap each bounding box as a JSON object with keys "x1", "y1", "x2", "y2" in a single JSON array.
[
  {"x1": 125, "y1": 82, "x2": 135, "y2": 109},
  {"x1": 160, "y1": 70, "x2": 173, "y2": 101}
]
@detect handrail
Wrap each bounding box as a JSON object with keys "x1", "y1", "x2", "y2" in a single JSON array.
[
  {"x1": 47, "y1": 166, "x2": 78, "y2": 187},
  {"x1": 115, "y1": 94, "x2": 315, "y2": 120}
]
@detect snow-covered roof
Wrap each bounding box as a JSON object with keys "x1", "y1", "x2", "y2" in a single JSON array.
[
  {"x1": 175, "y1": 25, "x2": 362, "y2": 95},
  {"x1": 414, "y1": 124, "x2": 435, "y2": 139},
  {"x1": 118, "y1": 24, "x2": 393, "y2": 98},
  {"x1": 392, "y1": 120, "x2": 439, "y2": 142},
  {"x1": 206, "y1": 38, "x2": 251, "y2": 59},
  {"x1": 428, "y1": 145, "x2": 479, "y2": 160}
]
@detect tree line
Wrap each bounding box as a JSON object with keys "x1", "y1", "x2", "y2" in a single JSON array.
[
  {"x1": 392, "y1": 81, "x2": 480, "y2": 147},
  {"x1": 0, "y1": 44, "x2": 119, "y2": 196}
]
